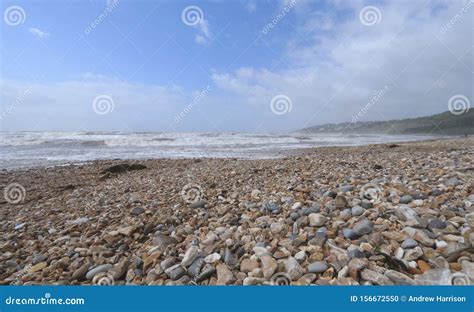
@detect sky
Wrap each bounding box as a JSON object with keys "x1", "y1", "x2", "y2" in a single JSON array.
[{"x1": 0, "y1": 0, "x2": 472, "y2": 132}]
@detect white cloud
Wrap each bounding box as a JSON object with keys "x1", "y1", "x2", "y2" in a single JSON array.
[
  {"x1": 211, "y1": 0, "x2": 473, "y2": 130},
  {"x1": 28, "y1": 27, "x2": 50, "y2": 39},
  {"x1": 245, "y1": 1, "x2": 257, "y2": 13},
  {"x1": 194, "y1": 18, "x2": 212, "y2": 45},
  {"x1": 0, "y1": 77, "x2": 188, "y2": 131}
]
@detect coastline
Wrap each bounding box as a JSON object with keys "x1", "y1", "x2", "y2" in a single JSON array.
[{"x1": 1, "y1": 137, "x2": 473, "y2": 285}]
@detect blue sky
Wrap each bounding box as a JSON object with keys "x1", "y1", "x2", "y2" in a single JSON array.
[{"x1": 0, "y1": 0, "x2": 472, "y2": 132}]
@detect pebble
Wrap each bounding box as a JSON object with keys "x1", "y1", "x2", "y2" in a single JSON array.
[
  {"x1": 335, "y1": 195, "x2": 348, "y2": 209},
  {"x1": 190, "y1": 200, "x2": 207, "y2": 208},
  {"x1": 130, "y1": 207, "x2": 145, "y2": 216},
  {"x1": 216, "y1": 264, "x2": 236, "y2": 285},
  {"x1": 360, "y1": 269, "x2": 394, "y2": 285},
  {"x1": 352, "y1": 219, "x2": 373, "y2": 236},
  {"x1": 401, "y1": 238, "x2": 418, "y2": 249},
  {"x1": 351, "y1": 206, "x2": 364, "y2": 216},
  {"x1": 2, "y1": 138, "x2": 471, "y2": 286},
  {"x1": 309, "y1": 213, "x2": 327, "y2": 227},
  {"x1": 308, "y1": 261, "x2": 328, "y2": 273},
  {"x1": 399, "y1": 195, "x2": 413, "y2": 204},
  {"x1": 204, "y1": 253, "x2": 221, "y2": 264},
  {"x1": 261, "y1": 255, "x2": 278, "y2": 278},
  {"x1": 241, "y1": 259, "x2": 259, "y2": 273},
  {"x1": 342, "y1": 228, "x2": 357, "y2": 240},
  {"x1": 164, "y1": 264, "x2": 186, "y2": 281},
  {"x1": 181, "y1": 246, "x2": 200, "y2": 267},
  {"x1": 86, "y1": 264, "x2": 113, "y2": 280},
  {"x1": 72, "y1": 263, "x2": 90, "y2": 280}
]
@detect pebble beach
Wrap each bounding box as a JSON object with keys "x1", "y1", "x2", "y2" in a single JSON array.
[{"x1": 1, "y1": 137, "x2": 473, "y2": 286}]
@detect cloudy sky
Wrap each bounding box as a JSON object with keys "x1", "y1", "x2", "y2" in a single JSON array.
[{"x1": 0, "y1": 0, "x2": 472, "y2": 132}]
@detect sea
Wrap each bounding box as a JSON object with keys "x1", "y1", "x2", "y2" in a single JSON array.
[{"x1": 0, "y1": 132, "x2": 442, "y2": 169}]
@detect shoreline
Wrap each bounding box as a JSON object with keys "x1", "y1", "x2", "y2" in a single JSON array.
[
  {"x1": 1, "y1": 137, "x2": 473, "y2": 285},
  {"x1": 1, "y1": 135, "x2": 458, "y2": 172}
]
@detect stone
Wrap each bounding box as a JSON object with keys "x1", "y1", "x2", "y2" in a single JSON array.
[
  {"x1": 72, "y1": 263, "x2": 90, "y2": 280},
  {"x1": 224, "y1": 248, "x2": 239, "y2": 267},
  {"x1": 351, "y1": 206, "x2": 364, "y2": 216},
  {"x1": 342, "y1": 228, "x2": 357, "y2": 240},
  {"x1": 339, "y1": 185, "x2": 353, "y2": 192},
  {"x1": 401, "y1": 238, "x2": 418, "y2": 249},
  {"x1": 261, "y1": 255, "x2": 278, "y2": 278},
  {"x1": 445, "y1": 177, "x2": 461, "y2": 186},
  {"x1": 300, "y1": 206, "x2": 320, "y2": 216},
  {"x1": 130, "y1": 207, "x2": 145, "y2": 216},
  {"x1": 86, "y1": 264, "x2": 113, "y2": 280},
  {"x1": 243, "y1": 277, "x2": 266, "y2": 285},
  {"x1": 335, "y1": 195, "x2": 348, "y2": 209},
  {"x1": 435, "y1": 240, "x2": 448, "y2": 249},
  {"x1": 294, "y1": 251, "x2": 306, "y2": 262},
  {"x1": 384, "y1": 270, "x2": 416, "y2": 285},
  {"x1": 165, "y1": 264, "x2": 186, "y2": 280},
  {"x1": 153, "y1": 234, "x2": 178, "y2": 249},
  {"x1": 117, "y1": 226, "x2": 135, "y2": 236},
  {"x1": 403, "y1": 247, "x2": 423, "y2": 261},
  {"x1": 181, "y1": 245, "x2": 200, "y2": 267},
  {"x1": 216, "y1": 264, "x2": 235, "y2": 285},
  {"x1": 285, "y1": 257, "x2": 304, "y2": 280},
  {"x1": 109, "y1": 259, "x2": 129, "y2": 280},
  {"x1": 348, "y1": 258, "x2": 368, "y2": 279},
  {"x1": 31, "y1": 254, "x2": 47, "y2": 265},
  {"x1": 428, "y1": 219, "x2": 446, "y2": 230},
  {"x1": 30, "y1": 262, "x2": 47, "y2": 273},
  {"x1": 291, "y1": 202, "x2": 303, "y2": 210},
  {"x1": 360, "y1": 269, "x2": 394, "y2": 285},
  {"x1": 309, "y1": 213, "x2": 327, "y2": 227},
  {"x1": 403, "y1": 228, "x2": 435, "y2": 247},
  {"x1": 307, "y1": 261, "x2": 328, "y2": 273},
  {"x1": 399, "y1": 195, "x2": 413, "y2": 204},
  {"x1": 270, "y1": 222, "x2": 286, "y2": 234},
  {"x1": 308, "y1": 232, "x2": 327, "y2": 247},
  {"x1": 417, "y1": 260, "x2": 430, "y2": 273},
  {"x1": 160, "y1": 257, "x2": 175, "y2": 271},
  {"x1": 204, "y1": 253, "x2": 221, "y2": 264},
  {"x1": 240, "y1": 259, "x2": 259, "y2": 273},
  {"x1": 143, "y1": 252, "x2": 161, "y2": 273},
  {"x1": 190, "y1": 200, "x2": 207, "y2": 209},
  {"x1": 188, "y1": 257, "x2": 205, "y2": 278},
  {"x1": 353, "y1": 219, "x2": 373, "y2": 236}
]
